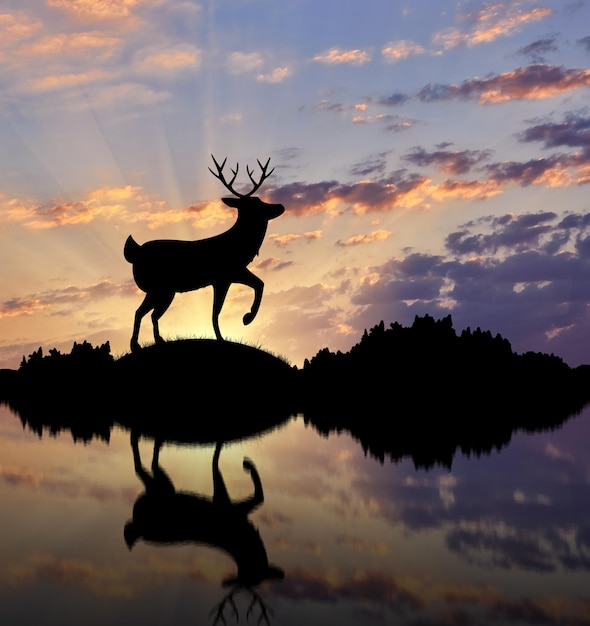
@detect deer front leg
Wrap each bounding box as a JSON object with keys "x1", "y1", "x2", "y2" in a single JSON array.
[
  {"x1": 212, "y1": 282, "x2": 231, "y2": 340},
  {"x1": 236, "y1": 268, "x2": 263, "y2": 326}
]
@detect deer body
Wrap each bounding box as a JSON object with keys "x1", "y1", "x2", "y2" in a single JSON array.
[{"x1": 125, "y1": 157, "x2": 284, "y2": 351}]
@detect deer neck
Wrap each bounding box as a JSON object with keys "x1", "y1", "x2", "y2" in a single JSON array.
[{"x1": 228, "y1": 213, "x2": 268, "y2": 260}]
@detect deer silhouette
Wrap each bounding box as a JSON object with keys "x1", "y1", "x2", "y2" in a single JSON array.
[
  {"x1": 124, "y1": 432, "x2": 284, "y2": 624},
  {"x1": 124, "y1": 155, "x2": 285, "y2": 352}
]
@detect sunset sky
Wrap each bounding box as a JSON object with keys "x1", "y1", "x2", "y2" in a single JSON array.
[{"x1": 1, "y1": 0, "x2": 590, "y2": 369}]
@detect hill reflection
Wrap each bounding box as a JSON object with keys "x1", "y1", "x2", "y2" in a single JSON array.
[{"x1": 0, "y1": 315, "x2": 588, "y2": 467}]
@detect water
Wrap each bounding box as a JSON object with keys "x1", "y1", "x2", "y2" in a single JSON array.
[{"x1": 0, "y1": 403, "x2": 589, "y2": 626}]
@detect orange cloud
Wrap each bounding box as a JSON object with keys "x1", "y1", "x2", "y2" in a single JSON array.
[
  {"x1": 382, "y1": 40, "x2": 425, "y2": 62},
  {"x1": 0, "y1": 12, "x2": 42, "y2": 46},
  {"x1": 434, "y1": 3, "x2": 552, "y2": 49},
  {"x1": 419, "y1": 65, "x2": 590, "y2": 104},
  {"x1": 336, "y1": 230, "x2": 392, "y2": 247},
  {"x1": 0, "y1": 280, "x2": 136, "y2": 320},
  {"x1": 431, "y1": 179, "x2": 502, "y2": 201},
  {"x1": 19, "y1": 31, "x2": 121, "y2": 60},
  {"x1": 486, "y1": 154, "x2": 590, "y2": 188},
  {"x1": 47, "y1": 0, "x2": 151, "y2": 22},
  {"x1": 257, "y1": 67, "x2": 291, "y2": 83},
  {"x1": 82, "y1": 82, "x2": 172, "y2": 109},
  {"x1": 269, "y1": 173, "x2": 504, "y2": 216},
  {"x1": 24, "y1": 69, "x2": 109, "y2": 92},
  {"x1": 0, "y1": 186, "x2": 232, "y2": 231},
  {"x1": 312, "y1": 48, "x2": 371, "y2": 66},
  {"x1": 270, "y1": 231, "x2": 322, "y2": 247},
  {"x1": 0, "y1": 297, "x2": 49, "y2": 319},
  {"x1": 134, "y1": 44, "x2": 202, "y2": 75}
]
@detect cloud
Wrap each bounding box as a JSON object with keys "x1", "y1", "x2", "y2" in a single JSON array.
[
  {"x1": 311, "y1": 48, "x2": 371, "y2": 66},
  {"x1": 381, "y1": 40, "x2": 425, "y2": 63},
  {"x1": 578, "y1": 35, "x2": 590, "y2": 53},
  {"x1": 255, "y1": 257, "x2": 294, "y2": 271},
  {"x1": 268, "y1": 171, "x2": 435, "y2": 216},
  {"x1": 518, "y1": 111, "x2": 590, "y2": 150},
  {"x1": 256, "y1": 67, "x2": 291, "y2": 83},
  {"x1": 349, "y1": 152, "x2": 392, "y2": 177},
  {"x1": 274, "y1": 567, "x2": 423, "y2": 610},
  {"x1": 134, "y1": 43, "x2": 202, "y2": 76},
  {"x1": 402, "y1": 147, "x2": 493, "y2": 175},
  {"x1": 268, "y1": 168, "x2": 505, "y2": 217},
  {"x1": 336, "y1": 230, "x2": 392, "y2": 247},
  {"x1": 226, "y1": 51, "x2": 264, "y2": 74},
  {"x1": 0, "y1": 12, "x2": 42, "y2": 46},
  {"x1": 0, "y1": 186, "x2": 232, "y2": 230},
  {"x1": 444, "y1": 212, "x2": 558, "y2": 255},
  {"x1": 352, "y1": 113, "x2": 416, "y2": 132},
  {"x1": 378, "y1": 92, "x2": 411, "y2": 107},
  {"x1": 85, "y1": 82, "x2": 172, "y2": 109},
  {"x1": 335, "y1": 535, "x2": 389, "y2": 555},
  {"x1": 0, "y1": 279, "x2": 136, "y2": 319},
  {"x1": 433, "y1": 3, "x2": 552, "y2": 49},
  {"x1": 434, "y1": 178, "x2": 503, "y2": 200},
  {"x1": 18, "y1": 31, "x2": 122, "y2": 60},
  {"x1": 273, "y1": 558, "x2": 590, "y2": 624},
  {"x1": 485, "y1": 153, "x2": 590, "y2": 188},
  {"x1": 2, "y1": 552, "x2": 196, "y2": 599},
  {"x1": 418, "y1": 65, "x2": 590, "y2": 104},
  {"x1": 516, "y1": 37, "x2": 558, "y2": 62},
  {"x1": 46, "y1": 0, "x2": 152, "y2": 22},
  {"x1": 22, "y1": 69, "x2": 110, "y2": 92},
  {"x1": 269, "y1": 231, "x2": 322, "y2": 248}
]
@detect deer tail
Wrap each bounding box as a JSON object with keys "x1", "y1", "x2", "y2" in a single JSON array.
[{"x1": 124, "y1": 235, "x2": 141, "y2": 263}]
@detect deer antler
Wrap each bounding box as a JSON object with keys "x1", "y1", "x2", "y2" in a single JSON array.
[
  {"x1": 209, "y1": 155, "x2": 240, "y2": 196},
  {"x1": 209, "y1": 587, "x2": 239, "y2": 626},
  {"x1": 209, "y1": 155, "x2": 274, "y2": 198},
  {"x1": 245, "y1": 158, "x2": 274, "y2": 197},
  {"x1": 246, "y1": 588, "x2": 274, "y2": 626},
  {"x1": 209, "y1": 585, "x2": 275, "y2": 626}
]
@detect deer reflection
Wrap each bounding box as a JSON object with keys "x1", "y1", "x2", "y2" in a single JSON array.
[{"x1": 124, "y1": 431, "x2": 283, "y2": 623}]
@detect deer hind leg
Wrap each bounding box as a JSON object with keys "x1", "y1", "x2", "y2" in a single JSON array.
[
  {"x1": 150, "y1": 292, "x2": 175, "y2": 344},
  {"x1": 212, "y1": 282, "x2": 231, "y2": 340},
  {"x1": 235, "y1": 268, "x2": 263, "y2": 326},
  {"x1": 131, "y1": 294, "x2": 156, "y2": 352}
]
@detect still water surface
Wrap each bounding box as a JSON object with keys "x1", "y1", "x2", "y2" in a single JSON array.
[{"x1": 0, "y1": 403, "x2": 589, "y2": 626}]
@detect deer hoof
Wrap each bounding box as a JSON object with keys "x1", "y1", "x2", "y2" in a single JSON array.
[
  {"x1": 130, "y1": 340, "x2": 141, "y2": 353},
  {"x1": 243, "y1": 312, "x2": 255, "y2": 325}
]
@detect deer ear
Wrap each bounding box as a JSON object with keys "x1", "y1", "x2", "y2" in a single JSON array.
[{"x1": 222, "y1": 197, "x2": 240, "y2": 208}]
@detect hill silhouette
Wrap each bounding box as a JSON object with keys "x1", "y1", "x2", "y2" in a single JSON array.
[
  {"x1": 0, "y1": 339, "x2": 296, "y2": 444},
  {"x1": 299, "y1": 315, "x2": 590, "y2": 467},
  {"x1": 0, "y1": 314, "x2": 589, "y2": 467}
]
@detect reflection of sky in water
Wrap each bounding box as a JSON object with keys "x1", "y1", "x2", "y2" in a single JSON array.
[{"x1": 0, "y1": 404, "x2": 589, "y2": 625}]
